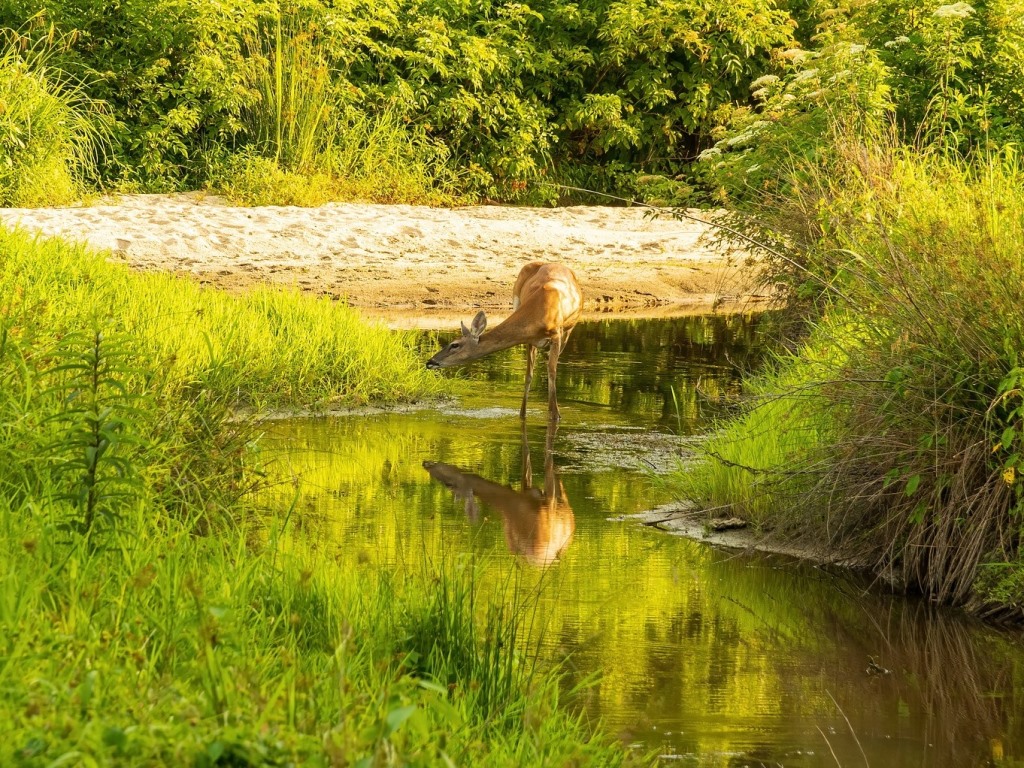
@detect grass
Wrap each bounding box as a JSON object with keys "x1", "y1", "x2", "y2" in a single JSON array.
[
  {"x1": 0, "y1": 39, "x2": 108, "y2": 206},
  {"x1": 0, "y1": 230, "x2": 634, "y2": 764},
  {"x1": 667, "y1": 340, "x2": 838, "y2": 529},
  {"x1": 0, "y1": 226, "x2": 442, "y2": 410},
  {"x1": 0, "y1": 502, "x2": 637, "y2": 766},
  {"x1": 670, "y1": 144, "x2": 1024, "y2": 616}
]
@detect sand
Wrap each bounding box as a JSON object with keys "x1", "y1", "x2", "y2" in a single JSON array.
[{"x1": 0, "y1": 192, "x2": 767, "y2": 327}]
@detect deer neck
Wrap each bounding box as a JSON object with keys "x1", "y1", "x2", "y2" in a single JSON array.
[{"x1": 473, "y1": 314, "x2": 539, "y2": 358}]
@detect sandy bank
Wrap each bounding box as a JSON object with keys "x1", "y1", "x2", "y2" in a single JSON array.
[{"x1": 0, "y1": 193, "x2": 766, "y2": 326}]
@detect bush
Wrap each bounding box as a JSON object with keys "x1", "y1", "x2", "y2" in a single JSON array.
[
  {"x1": 698, "y1": 0, "x2": 1024, "y2": 207},
  {"x1": 0, "y1": 0, "x2": 796, "y2": 200}
]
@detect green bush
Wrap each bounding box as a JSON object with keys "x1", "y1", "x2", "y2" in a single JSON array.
[
  {"x1": 699, "y1": 0, "x2": 1024, "y2": 207},
  {"x1": 0, "y1": 0, "x2": 796, "y2": 200}
]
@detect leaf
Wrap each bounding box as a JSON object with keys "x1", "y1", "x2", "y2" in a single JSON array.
[
  {"x1": 905, "y1": 474, "x2": 921, "y2": 496},
  {"x1": 384, "y1": 704, "x2": 418, "y2": 736},
  {"x1": 102, "y1": 726, "x2": 127, "y2": 751},
  {"x1": 1003, "y1": 426, "x2": 1016, "y2": 450},
  {"x1": 910, "y1": 501, "x2": 927, "y2": 525},
  {"x1": 206, "y1": 740, "x2": 226, "y2": 761}
]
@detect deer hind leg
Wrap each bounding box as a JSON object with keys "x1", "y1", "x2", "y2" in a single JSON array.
[
  {"x1": 547, "y1": 333, "x2": 563, "y2": 421},
  {"x1": 520, "y1": 344, "x2": 538, "y2": 420}
]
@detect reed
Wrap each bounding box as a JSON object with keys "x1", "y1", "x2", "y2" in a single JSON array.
[{"x1": 223, "y1": 11, "x2": 459, "y2": 206}]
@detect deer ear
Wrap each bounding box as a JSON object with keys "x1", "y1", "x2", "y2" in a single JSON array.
[
  {"x1": 460, "y1": 320, "x2": 472, "y2": 337},
  {"x1": 469, "y1": 310, "x2": 487, "y2": 339}
]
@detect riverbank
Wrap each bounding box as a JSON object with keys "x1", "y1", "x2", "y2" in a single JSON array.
[
  {"x1": 0, "y1": 194, "x2": 764, "y2": 318},
  {"x1": 0, "y1": 226, "x2": 641, "y2": 766}
]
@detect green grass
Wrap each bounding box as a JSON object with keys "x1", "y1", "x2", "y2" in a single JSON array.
[
  {"x1": 0, "y1": 502, "x2": 637, "y2": 766},
  {"x1": 219, "y1": 15, "x2": 462, "y2": 207},
  {"x1": 0, "y1": 226, "x2": 442, "y2": 410},
  {"x1": 670, "y1": 145, "x2": 1024, "y2": 615},
  {"x1": 0, "y1": 40, "x2": 107, "y2": 206},
  {"x1": 667, "y1": 351, "x2": 836, "y2": 529},
  {"x1": 0, "y1": 230, "x2": 634, "y2": 764}
]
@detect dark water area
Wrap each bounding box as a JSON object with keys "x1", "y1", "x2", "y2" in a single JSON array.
[{"x1": 265, "y1": 315, "x2": 1024, "y2": 767}]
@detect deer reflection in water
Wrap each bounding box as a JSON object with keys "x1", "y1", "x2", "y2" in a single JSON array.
[{"x1": 423, "y1": 421, "x2": 574, "y2": 566}]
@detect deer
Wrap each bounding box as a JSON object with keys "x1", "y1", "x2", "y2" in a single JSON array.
[
  {"x1": 425, "y1": 261, "x2": 583, "y2": 421},
  {"x1": 423, "y1": 421, "x2": 574, "y2": 567}
]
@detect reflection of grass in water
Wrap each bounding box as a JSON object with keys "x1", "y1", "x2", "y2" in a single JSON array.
[
  {"x1": 267, "y1": 411, "x2": 1024, "y2": 765},
  {"x1": 261, "y1": 306, "x2": 1024, "y2": 766}
]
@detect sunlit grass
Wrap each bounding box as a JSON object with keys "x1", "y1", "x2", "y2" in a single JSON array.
[
  {"x1": 0, "y1": 226, "x2": 443, "y2": 409},
  {"x1": 0, "y1": 229, "x2": 635, "y2": 764},
  {"x1": 671, "y1": 145, "x2": 1024, "y2": 613},
  {"x1": 0, "y1": 499, "x2": 637, "y2": 765},
  {"x1": 220, "y1": 12, "x2": 462, "y2": 207},
  {"x1": 0, "y1": 40, "x2": 108, "y2": 206}
]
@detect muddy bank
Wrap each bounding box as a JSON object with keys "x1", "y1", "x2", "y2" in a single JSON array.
[
  {"x1": 622, "y1": 503, "x2": 865, "y2": 567},
  {"x1": 0, "y1": 193, "x2": 765, "y2": 314}
]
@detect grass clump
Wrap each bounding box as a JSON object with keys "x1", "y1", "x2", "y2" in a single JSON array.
[
  {"x1": 0, "y1": 226, "x2": 442, "y2": 409},
  {"x1": 0, "y1": 224, "x2": 444, "y2": 533},
  {"x1": 0, "y1": 40, "x2": 107, "y2": 206},
  {"x1": 216, "y1": 17, "x2": 460, "y2": 207},
  {"x1": 672, "y1": 146, "x2": 1024, "y2": 616}
]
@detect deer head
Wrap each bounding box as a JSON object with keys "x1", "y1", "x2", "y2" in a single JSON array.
[{"x1": 426, "y1": 310, "x2": 487, "y2": 369}]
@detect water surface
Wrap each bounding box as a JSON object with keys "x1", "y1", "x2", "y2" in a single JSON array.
[{"x1": 265, "y1": 315, "x2": 1024, "y2": 767}]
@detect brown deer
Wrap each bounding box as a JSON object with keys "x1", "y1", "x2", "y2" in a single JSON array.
[
  {"x1": 423, "y1": 422, "x2": 574, "y2": 567},
  {"x1": 425, "y1": 261, "x2": 583, "y2": 420}
]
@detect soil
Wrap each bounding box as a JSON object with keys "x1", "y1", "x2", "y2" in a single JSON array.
[{"x1": 0, "y1": 192, "x2": 769, "y2": 327}]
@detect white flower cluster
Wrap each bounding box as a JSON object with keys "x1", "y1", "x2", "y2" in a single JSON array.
[
  {"x1": 933, "y1": 2, "x2": 975, "y2": 19},
  {"x1": 750, "y1": 74, "x2": 780, "y2": 90},
  {"x1": 884, "y1": 36, "x2": 912, "y2": 48}
]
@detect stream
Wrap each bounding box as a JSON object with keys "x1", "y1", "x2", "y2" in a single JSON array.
[{"x1": 264, "y1": 315, "x2": 1024, "y2": 767}]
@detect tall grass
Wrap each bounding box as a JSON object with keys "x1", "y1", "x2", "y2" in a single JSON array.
[
  {"x1": 672, "y1": 145, "x2": 1024, "y2": 616},
  {"x1": 0, "y1": 224, "x2": 445, "y2": 533},
  {"x1": 0, "y1": 226, "x2": 442, "y2": 408},
  {"x1": 0, "y1": 38, "x2": 107, "y2": 206},
  {"x1": 222, "y1": 14, "x2": 460, "y2": 206},
  {"x1": 0, "y1": 500, "x2": 635, "y2": 765}
]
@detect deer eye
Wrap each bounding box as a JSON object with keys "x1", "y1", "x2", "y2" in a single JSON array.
[{"x1": 449, "y1": 341, "x2": 461, "y2": 349}]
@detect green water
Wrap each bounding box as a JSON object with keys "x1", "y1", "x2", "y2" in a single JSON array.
[{"x1": 265, "y1": 315, "x2": 1024, "y2": 767}]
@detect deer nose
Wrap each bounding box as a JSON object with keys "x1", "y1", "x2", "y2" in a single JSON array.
[{"x1": 426, "y1": 359, "x2": 440, "y2": 370}]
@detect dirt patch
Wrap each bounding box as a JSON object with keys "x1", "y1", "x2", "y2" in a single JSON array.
[{"x1": 0, "y1": 193, "x2": 768, "y2": 324}]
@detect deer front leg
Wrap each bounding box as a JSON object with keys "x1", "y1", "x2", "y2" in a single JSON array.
[
  {"x1": 521, "y1": 420, "x2": 533, "y2": 490},
  {"x1": 521, "y1": 344, "x2": 537, "y2": 420},
  {"x1": 547, "y1": 333, "x2": 563, "y2": 421}
]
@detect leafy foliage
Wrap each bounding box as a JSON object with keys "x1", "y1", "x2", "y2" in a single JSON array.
[
  {"x1": 0, "y1": 0, "x2": 795, "y2": 200},
  {"x1": 698, "y1": 0, "x2": 1024, "y2": 206}
]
